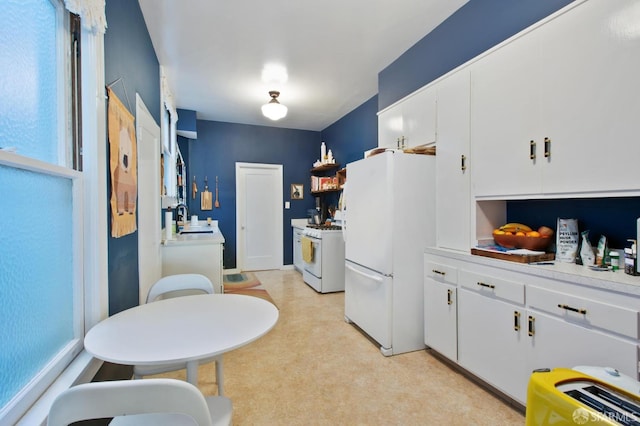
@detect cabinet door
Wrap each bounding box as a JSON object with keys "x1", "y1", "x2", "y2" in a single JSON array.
[
  {"x1": 424, "y1": 278, "x2": 457, "y2": 361},
  {"x1": 378, "y1": 104, "x2": 403, "y2": 148},
  {"x1": 458, "y1": 289, "x2": 528, "y2": 403},
  {"x1": 527, "y1": 311, "x2": 639, "y2": 380},
  {"x1": 539, "y1": 0, "x2": 640, "y2": 195},
  {"x1": 403, "y1": 85, "x2": 437, "y2": 148},
  {"x1": 162, "y1": 243, "x2": 223, "y2": 293},
  {"x1": 470, "y1": 30, "x2": 543, "y2": 198},
  {"x1": 293, "y1": 228, "x2": 303, "y2": 272},
  {"x1": 436, "y1": 70, "x2": 471, "y2": 251}
]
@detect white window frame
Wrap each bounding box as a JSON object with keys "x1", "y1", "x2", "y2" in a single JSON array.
[{"x1": 3, "y1": 0, "x2": 109, "y2": 423}]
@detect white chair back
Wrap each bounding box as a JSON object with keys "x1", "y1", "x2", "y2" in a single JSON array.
[
  {"x1": 146, "y1": 274, "x2": 214, "y2": 303},
  {"x1": 46, "y1": 378, "x2": 216, "y2": 426}
]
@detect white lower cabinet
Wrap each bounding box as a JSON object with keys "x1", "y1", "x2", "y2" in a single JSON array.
[
  {"x1": 457, "y1": 269, "x2": 528, "y2": 402},
  {"x1": 293, "y1": 227, "x2": 304, "y2": 272},
  {"x1": 424, "y1": 252, "x2": 640, "y2": 406},
  {"x1": 161, "y1": 241, "x2": 224, "y2": 294},
  {"x1": 526, "y1": 285, "x2": 639, "y2": 380},
  {"x1": 424, "y1": 260, "x2": 458, "y2": 362}
]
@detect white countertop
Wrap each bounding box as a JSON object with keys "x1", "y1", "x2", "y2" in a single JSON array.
[
  {"x1": 163, "y1": 221, "x2": 225, "y2": 245},
  {"x1": 425, "y1": 247, "x2": 640, "y2": 297}
]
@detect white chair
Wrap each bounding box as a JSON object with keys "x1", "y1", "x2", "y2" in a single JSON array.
[
  {"x1": 134, "y1": 274, "x2": 225, "y2": 396},
  {"x1": 46, "y1": 378, "x2": 232, "y2": 426}
]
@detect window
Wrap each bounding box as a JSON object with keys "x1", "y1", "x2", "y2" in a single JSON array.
[{"x1": 0, "y1": 0, "x2": 97, "y2": 423}]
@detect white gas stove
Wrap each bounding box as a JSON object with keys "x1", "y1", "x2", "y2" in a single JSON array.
[{"x1": 301, "y1": 225, "x2": 345, "y2": 293}]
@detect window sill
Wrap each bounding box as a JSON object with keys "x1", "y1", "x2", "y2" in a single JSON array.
[{"x1": 15, "y1": 351, "x2": 102, "y2": 426}]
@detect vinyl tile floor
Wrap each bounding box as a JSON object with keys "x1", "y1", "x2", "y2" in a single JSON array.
[{"x1": 154, "y1": 269, "x2": 525, "y2": 425}]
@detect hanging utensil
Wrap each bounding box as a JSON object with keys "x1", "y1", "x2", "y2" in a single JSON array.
[
  {"x1": 214, "y1": 176, "x2": 220, "y2": 208},
  {"x1": 191, "y1": 176, "x2": 197, "y2": 199},
  {"x1": 201, "y1": 176, "x2": 212, "y2": 210}
]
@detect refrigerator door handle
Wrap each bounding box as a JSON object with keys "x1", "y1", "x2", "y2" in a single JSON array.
[{"x1": 346, "y1": 263, "x2": 384, "y2": 283}]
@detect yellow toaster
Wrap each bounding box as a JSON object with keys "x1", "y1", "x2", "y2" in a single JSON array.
[{"x1": 525, "y1": 367, "x2": 640, "y2": 426}]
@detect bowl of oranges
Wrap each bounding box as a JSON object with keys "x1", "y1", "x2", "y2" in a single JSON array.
[{"x1": 493, "y1": 223, "x2": 554, "y2": 251}]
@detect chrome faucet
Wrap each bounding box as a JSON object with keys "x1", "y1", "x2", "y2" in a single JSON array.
[{"x1": 176, "y1": 203, "x2": 189, "y2": 226}]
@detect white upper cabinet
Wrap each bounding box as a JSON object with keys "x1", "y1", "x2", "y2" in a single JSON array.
[
  {"x1": 538, "y1": 0, "x2": 640, "y2": 195},
  {"x1": 471, "y1": 31, "x2": 542, "y2": 198},
  {"x1": 436, "y1": 70, "x2": 472, "y2": 251},
  {"x1": 471, "y1": 0, "x2": 640, "y2": 199},
  {"x1": 378, "y1": 85, "x2": 437, "y2": 149}
]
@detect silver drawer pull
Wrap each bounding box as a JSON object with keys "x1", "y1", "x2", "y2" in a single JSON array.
[
  {"x1": 447, "y1": 289, "x2": 453, "y2": 305},
  {"x1": 557, "y1": 304, "x2": 587, "y2": 315},
  {"x1": 477, "y1": 281, "x2": 495, "y2": 289},
  {"x1": 514, "y1": 311, "x2": 521, "y2": 331},
  {"x1": 432, "y1": 269, "x2": 446, "y2": 276}
]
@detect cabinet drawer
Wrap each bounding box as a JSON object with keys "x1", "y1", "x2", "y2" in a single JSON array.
[
  {"x1": 527, "y1": 285, "x2": 639, "y2": 339},
  {"x1": 459, "y1": 270, "x2": 524, "y2": 305},
  {"x1": 425, "y1": 260, "x2": 458, "y2": 285}
]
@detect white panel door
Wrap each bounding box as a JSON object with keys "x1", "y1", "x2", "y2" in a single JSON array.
[
  {"x1": 344, "y1": 152, "x2": 393, "y2": 275},
  {"x1": 136, "y1": 94, "x2": 162, "y2": 304},
  {"x1": 236, "y1": 163, "x2": 283, "y2": 271}
]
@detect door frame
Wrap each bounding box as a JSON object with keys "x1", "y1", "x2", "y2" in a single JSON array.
[
  {"x1": 235, "y1": 162, "x2": 283, "y2": 271},
  {"x1": 136, "y1": 93, "x2": 162, "y2": 304}
]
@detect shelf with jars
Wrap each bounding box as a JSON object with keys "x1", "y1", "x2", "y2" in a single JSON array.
[
  {"x1": 176, "y1": 148, "x2": 187, "y2": 205},
  {"x1": 310, "y1": 164, "x2": 346, "y2": 194}
]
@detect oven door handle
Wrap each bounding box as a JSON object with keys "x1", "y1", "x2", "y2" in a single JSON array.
[{"x1": 346, "y1": 263, "x2": 384, "y2": 283}]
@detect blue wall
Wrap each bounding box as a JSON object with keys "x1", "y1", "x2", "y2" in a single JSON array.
[
  {"x1": 105, "y1": 0, "x2": 160, "y2": 314},
  {"x1": 508, "y1": 198, "x2": 640, "y2": 251},
  {"x1": 321, "y1": 95, "x2": 379, "y2": 166},
  {"x1": 184, "y1": 121, "x2": 320, "y2": 268},
  {"x1": 378, "y1": 0, "x2": 574, "y2": 109}
]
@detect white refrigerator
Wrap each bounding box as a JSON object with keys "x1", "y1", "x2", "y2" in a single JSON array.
[{"x1": 344, "y1": 150, "x2": 435, "y2": 356}]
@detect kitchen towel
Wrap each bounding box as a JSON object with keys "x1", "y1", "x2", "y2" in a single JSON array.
[{"x1": 301, "y1": 237, "x2": 314, "y2": 263}]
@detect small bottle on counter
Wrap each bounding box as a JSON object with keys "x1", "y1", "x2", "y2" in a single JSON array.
[
  {"x1": 624, "y1": 239, "x2": 638, "y2": 275},
  {"x1": 609, "y1": 251, "x2": 619, "y2": 271},
  {"x1": 321, "y1": 142, "x2": 327, "y2": 164}
]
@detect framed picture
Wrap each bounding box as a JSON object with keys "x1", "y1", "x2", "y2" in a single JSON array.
[{"x1": 291, "y1": 183, "x2": 304, "y2": 200}]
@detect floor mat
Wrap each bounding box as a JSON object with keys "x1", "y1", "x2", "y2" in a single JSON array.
[{"x1": 223, "y1": 272, "x2": 277, "y2": 307}]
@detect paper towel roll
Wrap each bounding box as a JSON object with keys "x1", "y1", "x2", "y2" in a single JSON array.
[
  {"x1": 165, "y1": 211, "x2": 173, "y2": 240},
  {"x1": 191, "y1": 215, "x2": 198, "y2": 225}
]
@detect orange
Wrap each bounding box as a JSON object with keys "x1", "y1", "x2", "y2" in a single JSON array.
[
  {"x1": 504, "y1": 231, "x2": 513, "y2": 235},
  {"x1": 493, "y1": 229, "x2": 505, "y2": 235},
  {"x1": 515, "y1": 231, "x2": 526, "y2": 236},
  {"x1": 526, "y1": 231, "x2": 541, "y2": 237},
  {"x1": 538, "y1": 226, "x2": 554, "y2": 237}
]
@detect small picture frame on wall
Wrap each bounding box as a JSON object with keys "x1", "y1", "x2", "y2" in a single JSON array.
[{"x1": 291, "y1": 184, "x2": 304, "y2": 200}]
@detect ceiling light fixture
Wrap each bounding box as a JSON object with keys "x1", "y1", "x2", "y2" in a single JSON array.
[{"x1": 261, "y1": 90, "x2": 287, "y2": 121}]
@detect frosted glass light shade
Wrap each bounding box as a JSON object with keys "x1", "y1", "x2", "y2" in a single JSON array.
[{"x1": 262, "y1": 99, "x2": 288, "y2": 121}]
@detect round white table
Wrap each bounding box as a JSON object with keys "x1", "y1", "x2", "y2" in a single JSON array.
[{"x1": 84, "y1": 294, "x2": 278, "y2": 386}]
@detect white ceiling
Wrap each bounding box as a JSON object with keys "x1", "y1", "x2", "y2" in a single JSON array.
[{"x1": 138, "y1": 0, "x2": 468, "y2": 132}]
